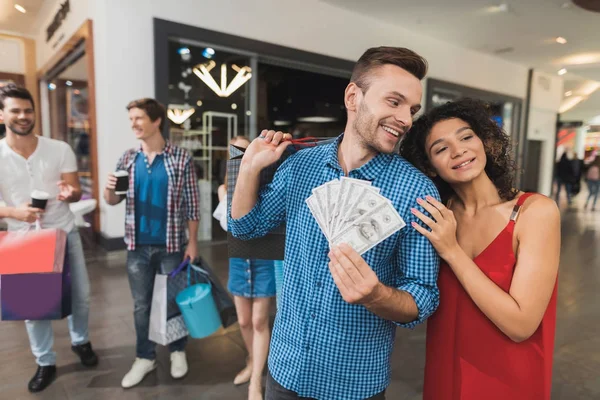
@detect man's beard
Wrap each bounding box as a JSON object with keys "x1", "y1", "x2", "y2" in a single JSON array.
[
  {"x1": 352, "y1": 101, "x2": 396, "y2": 155},
  {"x1": 8, "y1": 120, "x2": 35, "y2": 136}
]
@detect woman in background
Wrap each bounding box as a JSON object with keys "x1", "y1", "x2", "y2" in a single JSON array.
[
  {"x1": 400, "y1": 98, "x2": 560, "y2": 400},
  {"x1": 214, "y1": 135, "x2": 276, "y2": 400}
]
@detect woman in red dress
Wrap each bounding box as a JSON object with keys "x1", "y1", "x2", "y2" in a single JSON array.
[{"x1": 400, "y1": 98, "x2": 560, "y2": 400}]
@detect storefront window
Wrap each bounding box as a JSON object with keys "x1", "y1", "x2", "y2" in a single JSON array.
[
  {"x1": 167, "y1": 39, "x2": 350, "y2": 241},
  {"x1": 45, "y1": 54, "x2": 93, "y2": 198}
]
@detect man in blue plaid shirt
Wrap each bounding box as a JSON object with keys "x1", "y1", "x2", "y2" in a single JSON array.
[
  {"x1": 104, "y1": 98, "x2": 199, "y2": 389},
  {"x1": 230, "y1": 47, "x2": 440, "y2": 400}
]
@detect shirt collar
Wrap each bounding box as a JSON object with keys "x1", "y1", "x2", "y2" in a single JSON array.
[
  {"x1": 137, "y1": 140, "x2": 172, "y2": 155},
  {"x1": 325, "y1": 133, "x2": 394, "y2": 181}
]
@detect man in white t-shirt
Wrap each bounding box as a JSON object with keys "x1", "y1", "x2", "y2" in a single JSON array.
[{"x1": 0, "y1": 84, "x2": 98, "y2": 393}]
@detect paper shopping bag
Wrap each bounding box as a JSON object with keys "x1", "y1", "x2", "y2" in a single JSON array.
[
  {"x1": 1, "y1": 252, "x2": 71, "y2": 321},
  {"x1": 0, "y1": 229, "x2": 67, "y2": 275},
  {"x1": 148, "y1": 266, "x2": 189, "y2": 346}
]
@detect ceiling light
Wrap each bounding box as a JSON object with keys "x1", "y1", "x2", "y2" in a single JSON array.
[
  {"x1": 196, "y1": 100, "x2": 203, "y2": 106},
  {"x1": 555, "y1": 37, "x2": 568, "y2": 44},
  {"x1": 579, "y1": 81, "x2": 600, "y2": 96},
  {"x1": 246, "y1": 111, "x2": 252, "y2": 116},
  {"x1": 192, "y1": 61, "x2": 252, "y2": 97},
  {"x1": 202, "y1": 48, "x2": 215, "y2": 59},
  {"x1": 558, "y1": 68, "x2": 567, "y2": 75},
  {"x1": 485, "y1": 3, "x2": 509, "y2": 13},
  {"x1": 559, "y1": 96, "x2": 583, "y2": 113},
  {"x1": 297, "y1": 116, "x2": 337, "y2": 123},
  {"x1": 565, "y1": 91, "x2": 573, "y2": 96},
  {"x1": 231, "y1": 103, "x2": 237, "y2": 110},
  {"x1": 65, "y1": 80, "x2": 73, "y2": 86},
  {"x1": 168, "y1": 106, "x2": 195, "y2": 124},
  {"x1": 48, "y1": 83, "x2": 56, "y2": 91},
  {"x1": 14, "y1": 4, "x2": 26, "y2": 13},
  {"x1": 273, "y1": 120, "x2": 291, "y2": 126},
  {"x1": 178, "y1": 47, "x2": 190, "y2": 55},
  {"x1": 556, "y1": 52, "x2": 600, "y2": 66}
]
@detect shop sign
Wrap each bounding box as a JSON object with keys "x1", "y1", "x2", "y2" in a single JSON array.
[{"x1": 46, "y1": 0, "x2": 71, "y2": 43}]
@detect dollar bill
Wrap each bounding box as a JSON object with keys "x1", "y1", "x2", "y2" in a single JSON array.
[
  {"x1": 335, "y1": 185, "x2": 386, "y2": 234},
  {"x1": 325, "y1": 180, "x2": 342, "y2": 237},
  {"x1": 306, "y1": 194, "x2": 330, "y2": 241},
  {"x1": 331, "y1": 200, "x2": 405, "y2": 255},
  {"x1": 330, "y1": 177, "x2": 373, "y2": 236},
  {"x1": 312, "y1": 185, "x2": 330, "y2": 233}
]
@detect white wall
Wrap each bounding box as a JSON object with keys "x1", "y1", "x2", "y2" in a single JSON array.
[
  {"x1": 526, "y1": 70, "x2": 564, "y2": 196},
  {"x1": 91, "y1": 0, "x2": 531, "y2": 239},
  {"x1": 0, "y1": 37, "x2": 24, "y2": 74},
  {"x1": 35, "y1": 0, "x2": 90, "y2": 69}
]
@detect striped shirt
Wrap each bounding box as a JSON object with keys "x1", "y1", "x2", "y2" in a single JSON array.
[{"x1": 115, "y1": 142, "x2": 199, "y2": 252}]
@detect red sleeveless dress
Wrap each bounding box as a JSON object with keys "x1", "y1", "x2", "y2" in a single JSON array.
[{"x1": 424, "y1": 193, "x2": 558, "y2": 400}]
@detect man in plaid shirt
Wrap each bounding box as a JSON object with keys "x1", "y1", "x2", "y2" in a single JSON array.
[{"x1": 104, "y1": 98, "x2": 199, "y2": 388}]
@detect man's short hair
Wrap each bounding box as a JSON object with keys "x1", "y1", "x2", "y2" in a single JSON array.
[
  {"x1": 351, "y1": 46, "x2": 428, "y2": 91},
  {"x1": 0, "y1": 84, "x2": 35, "y2": 110},
  {"x1": 126, "y1": 98, "x2": 166, "y2": 131}
]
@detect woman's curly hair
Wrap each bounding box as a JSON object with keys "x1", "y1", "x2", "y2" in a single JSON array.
[{"x1": 399, "y1": 98, "x2": 518, "y2": 202}]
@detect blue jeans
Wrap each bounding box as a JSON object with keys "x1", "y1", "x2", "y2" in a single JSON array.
[
  {"x1": 126, "y1": 246, "x2": 187, "y2": 360},
  {"x1": 587, "y1": 180, "x2": 600, "y2": 208},
  {"x1": 555, "y1": 179, "x2": 573, "y2": 204},
  {"x1": 25, "y1": 229, "x2": 90, "y2": 366}
]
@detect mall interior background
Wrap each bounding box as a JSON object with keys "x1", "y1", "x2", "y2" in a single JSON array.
[{"x1": 0, "y1": 0, "x2": 599, "y2": 245}]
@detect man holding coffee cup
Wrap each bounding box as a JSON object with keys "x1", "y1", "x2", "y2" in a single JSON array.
[
  {"x1": 104, "y1": 98, "x2": 200, "y2": 388},
  {"x1": 0, "y1": 84, "x2": 97, "y2": 392}
]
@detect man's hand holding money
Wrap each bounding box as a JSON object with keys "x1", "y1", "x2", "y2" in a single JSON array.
[{"x1": 328, "y1": 243, "x2": 384, "y2": 305}]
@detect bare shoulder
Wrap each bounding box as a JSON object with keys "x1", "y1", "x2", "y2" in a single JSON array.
[{"x1": 518, "y1": 193, "x2": 560, "y2": 228}]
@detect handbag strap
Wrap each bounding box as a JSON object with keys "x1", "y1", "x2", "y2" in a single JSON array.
[{"x1": 168, "y1": 258, "x2": 190, "y2": 278}]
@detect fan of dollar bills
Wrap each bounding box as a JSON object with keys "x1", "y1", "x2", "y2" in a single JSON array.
[{"x1": 306, "y1": 177, "x2": 406, "y2": 255}]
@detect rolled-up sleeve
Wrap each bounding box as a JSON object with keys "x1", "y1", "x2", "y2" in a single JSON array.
[
  {"x1": 229, "y1": 155, "x2": 292, "y2": 240},
  {"x1": 182, "y1": 153, "x2": 200, "y2": 221},
  {"x1": 395, "y1": 183, "x2": 441, "y2": 329}
]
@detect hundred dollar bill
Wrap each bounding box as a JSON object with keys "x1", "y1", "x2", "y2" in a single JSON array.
[
  {"x1": 306, "y1": 194, "x2": 330, "y2": 241},
  {"x1": 312, "y1": 184, "x2": 330, "y2": 233},
  {"x1": 330, "y1": 177, "x2": 373, "y2": 236},
  {"x1": 335, "y1": 185, "x2": 386, "y2": 234},
  {"x1": 331, "y1": 200, "x2": 405, "y2": 255},
  {"x1": 325, "y1": 180, "x2": 341, "y2": 237}
]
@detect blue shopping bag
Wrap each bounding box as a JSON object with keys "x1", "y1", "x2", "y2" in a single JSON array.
[{"x1": 171, "y1": 259, "x2": 222, "y2": 339}]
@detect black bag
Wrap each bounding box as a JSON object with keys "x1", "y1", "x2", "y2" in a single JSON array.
[
  {"x1": 190, "y1": 257, "x2": 237, "y2": 329},
  {"x1": 226, "y1": 137, "x2": 336, "y2": 260}
]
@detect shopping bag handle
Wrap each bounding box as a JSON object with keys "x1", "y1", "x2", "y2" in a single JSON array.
[
  {"x1": 168, "y1": 258, "x2": 190, "y2": 278},
  {"x1": 187, "y1": 262, "x2": 212, "y2": 287}
]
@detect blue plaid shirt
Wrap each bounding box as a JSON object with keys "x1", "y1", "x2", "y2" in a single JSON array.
[{"x1": 230, "y1": 135, "x2": 440, "y2": 400}]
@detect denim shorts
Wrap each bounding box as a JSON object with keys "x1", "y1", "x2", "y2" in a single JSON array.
[{"x1": 228, "y1": 258, "x2": 276, "y2": 298}]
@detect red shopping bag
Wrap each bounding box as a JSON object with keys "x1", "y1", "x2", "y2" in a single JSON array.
[{"x1": 0, "y1": 229, "x2": 67, "y2": 275}]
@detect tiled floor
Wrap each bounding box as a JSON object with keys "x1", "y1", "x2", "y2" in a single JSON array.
[{"x1": 1, "y1": 197, "x2": 599, "y2": 399}]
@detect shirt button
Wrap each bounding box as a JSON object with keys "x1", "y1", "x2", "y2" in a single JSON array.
[
  {"x1": 247, "y1": 279, "x2": 251, "y2": 283},
  {"x1": 247, "y1": 269, "x2": 251, "y2": 273},
  {"x1": 305, "y1": 345, "x2": 310, "y2": 351},
  {"x1": 311, "y1": 313, "x2": 316, "y2": 319},
  {"x1": 316, "y1": 282, "x2": 322, "y2": 288}
]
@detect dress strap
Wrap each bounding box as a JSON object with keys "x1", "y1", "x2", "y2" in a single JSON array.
[{"x1": 509, "y1": 192, "x2": 537, "y2": 222}]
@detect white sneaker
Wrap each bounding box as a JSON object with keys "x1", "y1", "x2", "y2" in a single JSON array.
[
  {"x1": 121, "y1": 358, "x2": 156, "y2": 388},
  {"x1": 170, "y1": 351, "x2": 188, "y2": 379}
]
